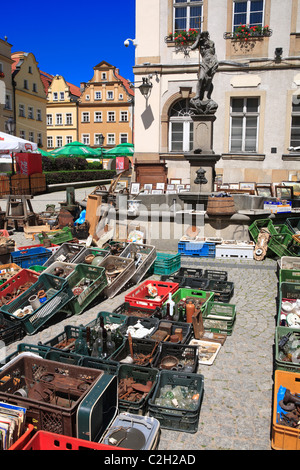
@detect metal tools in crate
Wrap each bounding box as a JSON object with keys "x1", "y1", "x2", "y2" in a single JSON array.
[
  {"x1": 151, "y1": 319, "x2": 192, "y2": 344},
  {"x1": 43, "y1": 261, "x2": 76, "y2": 279},
  {"x1": 148, "y1": 370, "x2": 204, "y2": 433},
  {"x1": 125, "y1": 280, "x2": 179, "y2": 310},
  {"x1": 0, "y1": 356, "x2": 105, "y2": 436},
  {"x1": 113, "y1": 301, "x2": 162, "y2": 319},
  {"x1": 120, "y1": 242, "x2": 156, "y2": 284},
  {"x1": 170, "y1": 287, "x2": 214, "y2": 314},
  {"x1": 109, "y1": 337, "x2": 160, "y2": 367},
  {"x1": 0, "y1": 273, "x2": 74, "y2": 335},
  {"x1": 152, "y1": 342, "x2": 199, "y2": 373},
  {"x1": 43, "y1": 242, "x2": 85, "y2": 268},
  {"x1": 63, "y1": 264, "x2": 108, "y2": 315},
  {"x1": 275, "y1": 325, "x2": 300, "y2": 373},
  {"x1": 98, "y1": 255, "x2": 136, "y2": 298}
]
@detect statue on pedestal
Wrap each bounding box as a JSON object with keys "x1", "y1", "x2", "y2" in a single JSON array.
[{"x1": 190, "y1": 31, "x2": 218, "y2": 115}]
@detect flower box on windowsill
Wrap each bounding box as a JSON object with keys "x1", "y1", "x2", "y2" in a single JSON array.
[
  {"x1": 0, "y1": 72, "x2": 5, "y2": 78},
  {"x1": 224, "y1": 26, "x2": 272, "y2": 41}
]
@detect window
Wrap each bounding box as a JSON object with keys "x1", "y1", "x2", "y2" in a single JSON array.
[
  {"x1": 0, "y1": 63, "x2": 4, "y2": 73},
  {"x1": 47, "y1": 114, "x2": 53, "y2": 126},
  {"x1": 233, "y1": 0, "x2": 264, "y2": 31},
  {"x1": 37, "y1": 109, "x2": 42, "y2": 121},
  {"x1": 28, "y1": 106, "x2": 34, "y2": 119},
  {"x1": 56, "y1": 113, "x2": 63, "y2": 125},
  {"x1": 59, "y1": 92, "x2": 64, "y2": 101},
  {"x1": 95, "y1": 91, "x2": 102, "y2": 100},
  {"x1": 230, "y1": 97, "x2": 259, "y2": 152},
  {"x1": 169, "y1": 99, "x2": 194, "y2": 152},
  {"x1": 120, "y1": 133, "x2": 128, "y2": 144},
  {"x1": 101, "y1": 72, "x2": 107, "y2": 80},
  {"x1": 119, "y1": 93, "x2": 124, "y2": 100},
  {"x1": 82, "y1": 112, "x2": 90, "y2": 122},
  {"x1": 107, "y1": 90, "x2": 114, "y2": 100},
  {"x1": 53, "y1": 92, "x2": 58, "y2": 101},
  {"x1": 56, "y1": 136, "x2": 63, "y2": 147},
  {"x1": 19, "y1": 104, "x2": 25, "y2": 117},
  {"x1": 173, "y1": 0, "x2": 203, "y2": 33},
  {"x1": 86, "y1": 95, "x2": 90, "y2": 101},
  {"x1": 37, "y1": 133, "x2": 42, "y2": 146},
  {"x1": 66, "y1": 113, "x2": 73, "y2": 125},
  {"x1": 47, "y1": 136, "x2": 53, "y2": 148},
  {"x1": 107, "y1": 134, "x2": 115, "y2": 145},
  {"x1": 82, "y1": 134, "x2": 90, "y2": 145},
  {"x1": 290, "y1": 98, "x2": 300, "y2": 148},
  {"x1": 66, "y1": 136, "x2": 73, "y2": 144},
  {"x1": 120, "y1": 111, "x2": 128, "y2": 122},
  {"x1": 5, "y1": 94, "x2": 12, "y2": 110},
  {"x1": 29, "y1": 131, "x2": 34, "y2": 142},
  {"x1": 94, "y1": 134, "x2": 104, "y2": 145},
  {"x1": 33, "y1": 83, "x2": 37, "y2": 92},
  {"x1": 20, "y1": 130, "x2": 25, "y2": 139},
  {"x1": 23, "y1": 79, "x2": 28, "y2": 89},
  {"x1": 107, "y1": 111, "x2": 115, "y2": 122},
  {"x1": 28, "y1": 66, "x2": 32, "y2": 74},
  {"x1": 94, "y1": 111, "x2": 102, "y2": 122}
]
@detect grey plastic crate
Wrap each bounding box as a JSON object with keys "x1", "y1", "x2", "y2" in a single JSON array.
[
  {"x1": 98, "y1": 255, "x2": 135, "y2": 298},
  {"x1": 72, "y1": 247, "x2": 110, "y2": 265},
  {"x1": 42, "y1": 261, "x2": 76, "y2": 279},
  {"x1": 43, "y1": 243, "x2": 85, "y2": 267},
  {"x1": 120, "y1": 242, "x2": 156, "y2": 285}
]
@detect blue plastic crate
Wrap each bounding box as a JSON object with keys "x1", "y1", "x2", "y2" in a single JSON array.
[
  {"x1": 178, "y1": 241, "x2": 216, "y2": 258},
  {"x1": 11, "y1": 246, "x2": 52, "y2": 269}
]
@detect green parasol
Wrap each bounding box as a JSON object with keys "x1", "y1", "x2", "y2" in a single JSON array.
[
  {"x1": 105, "y1": 143, "x2": 134, "y2": 156},
  {"x1": 51, "y1": 141, "x2": 101, "y2": 157}
]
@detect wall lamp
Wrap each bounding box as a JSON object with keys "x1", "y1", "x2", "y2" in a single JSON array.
[{"x1": 130, "y1": 76, "x2": 153, "y2": 98}]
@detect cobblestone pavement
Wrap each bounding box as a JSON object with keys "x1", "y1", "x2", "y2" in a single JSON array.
[{"x1": 0, "y1": 189, "x2": 279, "y2": 451}]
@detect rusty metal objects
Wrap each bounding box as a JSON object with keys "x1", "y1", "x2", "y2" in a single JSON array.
[
  {"x1": 118, "y1": 376, "x2": 153, "y2": 403},
  {"x1": 0, "y1": 281, "x2": 34, "y2": 306}
]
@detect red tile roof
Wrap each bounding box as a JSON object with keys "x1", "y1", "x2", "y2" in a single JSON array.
[
  {"x1": 39, "y1": 70, "x2": 81, "y2": 97},
  {"x1": 114, "y1": 69, "x2": 134, "y2": 97}
]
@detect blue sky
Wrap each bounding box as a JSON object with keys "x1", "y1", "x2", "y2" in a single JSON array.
[{"x1": 2, "y1": 0, "x2": 136, "y2": 86}]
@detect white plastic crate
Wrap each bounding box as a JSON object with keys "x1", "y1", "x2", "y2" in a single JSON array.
[
  {"x1": 215, "y1": 241, "x2": 254, "y2": 260},
  {"x1": 278, "y1": 256, "x2": 300, "y2": 270}
]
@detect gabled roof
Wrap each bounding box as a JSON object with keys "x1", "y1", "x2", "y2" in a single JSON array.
[
  {"x1": 114, "y1": 68, "x2": 134, "y2": 97},
  {"x1": 39, "y1": 70, "x2": 81, "y2": 97}
]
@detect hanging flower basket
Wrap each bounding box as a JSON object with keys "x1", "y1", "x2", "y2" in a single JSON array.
[
  {"x1": 0, "y1": 72, "x2": 5, "y2": 78},
  {"x1": 227, "y1": 24, "x2": 272, "y2": 41},
  {"x1": 166, "y1": 29, "x2": 199, "y2": 46}
]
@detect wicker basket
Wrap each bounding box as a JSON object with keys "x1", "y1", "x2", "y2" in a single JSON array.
[{"x1": 206, "y1": 196, "x2": 236, "y2": 216}]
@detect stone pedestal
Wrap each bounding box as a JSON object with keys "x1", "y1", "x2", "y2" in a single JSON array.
[{"x1": 184, "y1": 114, "x2": 221, "y2": 192}]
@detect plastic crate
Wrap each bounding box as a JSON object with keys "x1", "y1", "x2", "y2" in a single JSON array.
[
  {"x1": 275, "y1": 326, "x2": 300, "y2": 373},
  {"x1": 125, "y1": 280, "x2": 179, "y2": 310},
  {"x1": 178, "y1": 241, "x2": 215, "y2": 258},
  {"x1": 272, "y1": 369, "x2": 300, "y2": 450},
  {"x1": 170, "y1": 287, "x2": 214, "y2": 311},
  {"x1": 0, "y1": 356, "x2": 104, "y2": 437},
  {"x1": 44, "y1": 349, "x2": 84, "y2": 365},
  {"x1": 120, "y1": 242, "x2": 157, "y2": 284},
  {"x1": 72, "y1": 246, "x2": 109, "y2": 265},
  {"x1": 268, "y1": 233, "x2": 300, "y2": 258},
  {"x1": 117, "y1": 364, "x2": 159, "y2": 414},
  {"x1": 148, "y1": 370, "x2": 204, "y2": 433},
  {"x1": 279, "y1": 269, "x2": 300, "y2": 284},
  {"x1": 79, "y1": 357, "x2": 119, "y2": 375},
  {"x1": 285, "y1": 217, "x2": 300, "y2": 235},
  {"x1": 109, "y1": 337, "x2": 160, "y2": 367},
  {"x1": 202, "y1": 301, "x2": 236, "y2": 336},
  {"x1": 113, "y1": 301, "x2": 162, "y2": 319},
  {"x1": 207, "y1": 280, "x2": 234, "y2": 303},
  {"x1": 278, "y1": 257, "x2": 300, "y2": 270},
  {"x1": 203, "y1": 269, "x2": 228, "y2": 281},
  {"x1": 19, "y1": 243, "x2": 60, "y2": 254},
  {"x1": 0, "y1": 313, "x2": 25, "y2": 346},
  {"x1": 1, "y1": 343, "x2": 52, "y2": 367},
  {"x1": 0, "y1": 269, "x2": 40, "y2": 305},
  {"x1": 0, "y1": 273, "x2": 74, "y2": 335},
  {"x1": 154, "y1": 319, "x2": 193, "y2": 344},
  {"x1": 43, "y1": 261, "x2": 76, "y2": 279},
  {"x1": 0, "y1": 263, "x2": 22, "y2": 283},
  {"x1": 98, "y1": 255, "x2": 136, "y2": 298},
  {"x1": 8, "y1": 424, "x2": 35, "y2": 450},
  {"x1": 151, "y1": 252, "x2": 181, "y2": 276},
  {"x1": 21, "y1": 430, "x2": 126, "y2": 450},
  {"x1": 151, "y1": 342, "x2": 199, "y2": 373},
  {"x1": 11, "y1": 246, "x2": 52, "y2": 269},
  {"x1": 37, "y1": 226, "x2": 73, "y2": 245},
  {"x1": 43, "y1": 243, "x2": 85, "y2": 268},
  {"x1": 29, "y1": 265, "x2": 47, "y2": 273},
  {"x1": 215, "y1": 242, "x2": 254, "y2": 260},
  {"x1": 279, "y1": 282, "x2": 300, "y2": 301},
  {"x1": 118, "y1": 316, "x2": 159, "y2": 340},
  {"x1": 64, "y1": 264, "x2": 107, "y2": 315},
  {"x1": 248, "y1": 218, "x2": 278, "y2": 241}
]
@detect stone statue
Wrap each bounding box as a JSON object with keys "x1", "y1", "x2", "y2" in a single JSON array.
[{"x1": 189, "y1": 31, "x2": 218, "y2": 114}]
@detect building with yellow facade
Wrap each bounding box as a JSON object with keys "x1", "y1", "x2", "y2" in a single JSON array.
[
  {"x1": 11, "y1": 52, "x2": 47, "y2": 147},
  {"x1": 0, "y1": 37, "x2": 14, "y2": 134},
  {"x1": 78, "y1": 61, "x2": 134, "y2": 149}
]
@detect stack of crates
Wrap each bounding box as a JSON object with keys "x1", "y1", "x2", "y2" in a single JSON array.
[{"x1": 150, "y1": 252, "x2": 181, "y2": 276}]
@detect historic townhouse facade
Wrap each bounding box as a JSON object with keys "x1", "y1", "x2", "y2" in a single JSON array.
[
  {"x1": 78, "y1": 61, "x2": 134, "y2": 149},
  {"x1": 11, "y1": 52, "x2": 47, "y2": 147},
  {"x1": 133, "y1": 0, "x2": 300, "y2": 185},
  {"x1": 0, "y1": 37, "x2": 14, "y2": 134},
  {"x1": 41, "y1": 73, "x2": 81, "y2": 151}
]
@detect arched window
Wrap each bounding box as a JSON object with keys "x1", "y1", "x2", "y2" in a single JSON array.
[{"x1": 169, "y1": 99, "x2": 194, "y2": 152}]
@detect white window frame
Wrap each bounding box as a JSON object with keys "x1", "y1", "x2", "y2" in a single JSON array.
[
  {"x1": 66, "y1": 135, "x2": 73, "y2": 144},
  {"x1": 65, "y1": 113, "x2": 73, "y2": 125},
  {"x1": 229, "y1": 97, "x2": 260, "y2": 153},
  {"x1": 107, "y1": 111, "x2": 115, "y2": 122},
  {"x1": 37, "y1": 133, "x2": 42, "y2": 146},
  {"x1": 290, "y1": 98, "x2": 300, "y2": 148},
  {"x1": 107, "y1": 133, "x2": 115, "y2": 145},
  {"x1": 56, "y1": 113, "x2": 63, "y2": 125},
  {"x1": 82, "y1": 134, "x2": 90, "y2": 145},
  {"x1": 94, "y1": 111, "x2": 102, "y2": 122},
  {"x1": 173, "y1": 0, "x2": 203, "y2": 33},
  {"x1": 37, "y1": 109, "x2": 42, "y2": 121},
  {"x1": 53, "y1": 92, "x2": 58, "y2": 101},
  {"x1": 107, "y1": 90, "x2": 114, "y2": 100},
  {"x1": 5, "y1": 93, "x2": 12, "y2": 110},
  {"x1": 95, "y1": 91, "x2": 102, "y2": 100},
  {"x1": 56, "y1": 136, "x2": 63, "y2": 147},
  {"x1": 28, "y1": 106, "x2": 34, "y2": 119},
  {"x1": 47, "y1": 136, "x2": 53, "y2": 148},
  {"x1": 20, "y1": 130, "x2": 25, "y2": 140},
  {"x1": 59, "y1": 92, "x2": 65, "y2": 101},
  {"x1": 29, "y1": 131, "x2": 34, "y2": 142},
  {"x1": 47, "y1": 114, "x2": 53, "y2": 126},
  {"x1": 81, "y1": 112, "x2": 90, "y2": 123},
  {"x1": 94, "y1": 134, "x2": 104, "y2": 145},
  {"x1": 19, "y1": 104, "x2": 25, "y2": 117},
  {"x1": 120, "y1": 111, "x2": 128, "y2": 122},
  {"x1": 232, "y1": 0, "x2": 265, "y2": 31}
]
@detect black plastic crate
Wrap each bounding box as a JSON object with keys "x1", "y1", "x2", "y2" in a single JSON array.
[
  {"x1": 0, "y1": 314, "x2": 25, "y2": 346},
  {"x1": 113, "y1": 301, "x2": 162, "y2": 319},
  {"x1": 161, "y1": 267, "x2": 204, "y2": 283},
  {"x1": 207, "y1": 280, "x2": 234, "y2": 303},
  {"x1": 151, "y1": 342, "x2": 198, "y2": 373},
  {"x1": 109, "y1": 337, "x2": 160, "y2": 367},
  {"x1": 79, "y1": 356, "x2": 119, "y2": 375},
  {"x1": 203, "y1": 269, "x2": 228, "y2": 281},
  {"x1": 153, "y1": 319, "x2": 192, "y2": 344},
  {"x1": 118, "y1": 316, "x2": 159, "y2": 339}
]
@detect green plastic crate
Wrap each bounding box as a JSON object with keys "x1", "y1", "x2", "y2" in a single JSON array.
[
  {"x1": 202, "y1": 301, "x2": 236, "y2": 336},
  {"x1": 169, "y1": 287, "x2": 214, "y2": 310},
  {"x1": 64, "y1": 264, "x2": 108, "y2": 315},
  {"x1": 275, "y1": 326, "x2": 300, "y2": 373},
  {"x1": 248, "y1": 219, "x2": 278, "y2": 241},
  {"x1": 37, "y1": 226, "x2": 73, "y2": 245},
  {"x1": 279, "y1": 269, "x2": 300, "y2": 284},
  {"x1": 29, "y1": 265, "x2": 47, "y2": 273},
  {"x1": 151, "y1": 252, "x2": 181, "y2": 276},
  {"x1": 278, "y1": 282, "x2": 300, "y2": 326},
  {"x1": 268, "y1": 233, "x2": 300, "y2": 258},
  {"x1": 285, "y1": 217, "x2": 300, "y2": 234}
]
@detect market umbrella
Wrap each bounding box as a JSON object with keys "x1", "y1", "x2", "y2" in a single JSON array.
[
  {"x1": 105, "y1": 143, "x2": 134, "y2": 156},
  {"x1": 51, "y1": 141, "x2": 100, "y2": 157},
  {"x1": 0, "y1": 131, "x2": 38, "y2": 153}
]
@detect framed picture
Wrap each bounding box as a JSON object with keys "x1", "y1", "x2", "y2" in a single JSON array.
[
  {"x1": 176, "y1": 185, "x2": 185, "y2": 192},
  {"x1": 167, "y1": 184, "x2": 175, "y2": 190},
  {"x1": 156, "y1": 183, "x2": 165, "y2": 191},
  {"x1": 151, "y1": 189, "x2": 163, "y2": 195},
  {"x1": 166, "y1": 190, "x2": 177, "y2": 194},
  {"x1": 239, "y1": 182, "x2": 256, "y2": 190},
  {"x1": 229, "y1": 183, "x2": 239, "y2": 190},
  {"x1": 143, "y1": 183, "x2": 152, "y2": 192},
  {"x1": 170, "y1": 178, "x2": 182, "y2": 185},
  {"x1": 282, "y1": 181, "x2": 300, "y2": 198},
  {"x1": 185, "y1": 184, "x2": 190, "y2": 190},
  {"x1": 220, "y1": 184, "x2": 230, "y2": 189},
  {"x1": 115, "y1": 180, "x2": 128, "y2": 192},
  {"x1": 256, "y1": 185, "x2": 273, "y2": 197},
  {"x1": 130, "y1": 182, "x2": 140, "y2": 195},
  {"x1": 275, "y1": 185, "x2": 294, "y2": 199}
]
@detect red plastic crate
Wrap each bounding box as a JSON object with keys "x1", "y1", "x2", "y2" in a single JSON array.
[
  {"x1": 8, "y1": 424, "x2": 35, "y2": 450},
  {"x1": 22, "y1": 431, "x2": 128, "y2": 450},
  {"x1": 0, "y1": 268, "x2": 40, "y2": 304},
  {"x1": 19, "y1": 243, "x2": 59, "y2": 254},
  {"x1": 125, "y1": 280, "x2": 179, "y2": 309}
]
